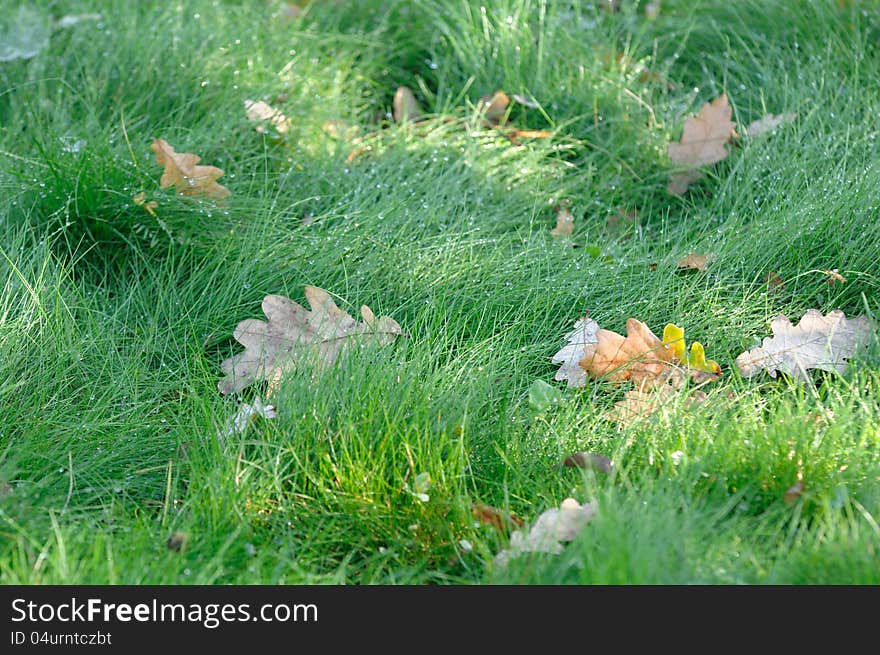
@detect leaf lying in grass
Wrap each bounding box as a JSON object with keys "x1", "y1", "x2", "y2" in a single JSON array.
[
  {"x1": 553, "y1": 317, "x2": 720, "y2": 388},
  {"x1": 667, "y1": 94, "x2": 736, "y2": 195},
  {"x1": 218, "y1": 287, "x2": 403, "y2": 395},
  {"x1": 244, "y1": 99, "x2": 292, "y2": 134},
  {"x1": 217, "y1": 397, "x2": 277, "y2": 439},
  {"x1": 735, "y1": 309, "x2": 872, "y2": 382},
  {"x1": 563, "y1": 452, "x2": 613, "y2": 473},
  {"x1": 150, "y1": 138, "x2": 231, "y2": 200},
  {"x1": 493, "y1": 498, "x2": 596, "y2": 567},
  {"x1": 552, "y1": 316, "x2": 600, "y2": 388},
  {"x1": 823, "y1": 269, "x2": 846, "y2": 285},
  {"x1": 479, "y1": 91, "x2": 510, "y2": 125},
  {"x1": 766, "y1": 271, "x2": 785, "y2": 292},
  {"x1": 783, "y1": 481, "x2": 805, "y2": 506},
  {"x1": 550, "y1": 202, "x2": 575, "y2": 238},
  {"x1": 472, "y1": 502, "x2": 525, "y2": 532},
  {"x1": 606, "y1": 383, "x2": 707, "y2": 424},
  {"x1": 393, "y1": 86, "x2": 423, "y2": 124},
  {"x1": 677, "y1": 252, "x2": 714, "y2": 272},
  {"x1": 744, "y1": 112, "x2": 796, "y2": 137},
  {"x1": 133, "y1": 192, "x2": 158, "y2": 217}
]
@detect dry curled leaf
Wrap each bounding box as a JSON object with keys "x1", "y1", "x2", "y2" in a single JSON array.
[
  {"x1": 766, "y1": 271, "x2": 785, "y2": 292},
  {"x1": 393, "y1": 86, "x2": 423, "y2": 124},
  {"x1": 580, "y1": 319, "x2": 678, "y2": 386},
  {"x1": 783, "y1": 481, "x2": 806, "y2": 506},
  {"x1": 735, "y1": 309, "x2": 872, "y2": 382},
  {"x1": 244, "y1": 99, "x2": 292, "y2": 134},
  {"x1": 744, "y1": 112, "x2": 796, "y2": 137},
  {"x1": 667, "y1": 94, "x2": 736, "y2": 195},
  {"x1": 677, "y1": 252, "x2": 715, "y2": 272},
  {"x1": 550, "y1": 202, "x2": 575, "y2": 238},
  {"x1": 218, "y1": 287, "x2": 403, "y2": 395},
  {"x1": 493, "y1": 498, "x2": 596, "y2": 567},
  {"x1": 150, "y1": 138, "x2": 231, "y2": 200},
  {"x1": 551, "y1": 316, "x2": 600, "y2": 388},
  {"x1": 472, "y1": 502, "x2": 525, "y2": 532},
  {"x1": 823, "y1": 269, "x2": 847, "y2": 285},
  {"x1": 563, "y1": 452, "x2": 613, "y2": 474},
  {"x1": 479, "y1": 91, "x2": 510, "y2": 125}
]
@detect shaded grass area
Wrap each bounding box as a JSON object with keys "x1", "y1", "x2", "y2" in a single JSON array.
[{"x1": 0, "y1": 0, "x2": 878, "y2": 583}]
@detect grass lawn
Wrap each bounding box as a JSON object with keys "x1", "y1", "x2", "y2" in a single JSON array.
[{"x1": 1, "y1": 0, "x2": 879, "y2": 584}]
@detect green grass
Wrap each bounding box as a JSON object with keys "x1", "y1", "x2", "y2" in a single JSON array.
[{"x1": 1, "y1": 0, "x2": 878, "y2": 584}]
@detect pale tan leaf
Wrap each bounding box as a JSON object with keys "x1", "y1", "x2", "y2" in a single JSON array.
[
  {"x1": 744, "y1": 112, "x2": 796, "y2": 137},
  {"x1": 580, "y1": 318, "x2": 677, "y2": 386},
  {"x1": 735, "y1": 309, "x2": 872, "y2": 382},
  {"x1": 551, "y1": 316, "x2": 600, "y2": 388},
  {"x1": 550, "y1": 203, "x2": 575, "y2": 238},
  {"x1": 393, "y1": 86, "x2": 423, "y2": 124},
  {"x1": 218, "y1": 287, "x2": 403, "y2": 395},
  {"x1": 493, "y1": 498, "x2": 597, "y2": 567},
  {"x1": 479, "y1": 91, "x2": 510, "y2": 125},
  {"x1": 562, "y1": 452, "x2": 613, "y2": 473},
  {"x1": 244, "y1": 99, "x2": 292, "y2": 134},
  {"x1": 677, "y1": 252, "x2": 715, "y2": 272},
  {"x1": 150, "y1": 138, "x2": 230, "y2": 200},
  {"x1": 667, "y1": 94, "x2": 736, "y2": 195}
]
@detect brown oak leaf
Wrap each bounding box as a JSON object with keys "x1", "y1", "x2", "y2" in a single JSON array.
[
  {"x1": 150, "y1": 138, "x2": 231, "y2": 199},
  {"x1": 218, "y1": 287, "x2": 403, "y2": 395},
  {"x1": 393, "y1": 86, "x2": 423, "y2": 124},
  {"x1": 667, "y1": 94, "x2": 736, "y2": 195}
]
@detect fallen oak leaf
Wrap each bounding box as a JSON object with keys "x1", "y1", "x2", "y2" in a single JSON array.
[
  {"x1": 479, "y1": 91, "x2": 510, "y2": 125},
  {"x1": 744, "y1": 112, "x2": 796, "y2": 137},
  {"x1": 393, "y1": 86, "x2": 424, "y2": 124},
  {"x1": 552, "y1": 316, "x2": 600, "y2": 388},
  {"x1": 550, "y1": 202, "x2": 575, "y2": 238},
  {"x1": 150, "y1": 138, "x2": 231, "y2": 200},
  {"x1": 735, "y1": 309, "x2": 872, "y2": 383},
  {"x1": 563, "y1": 452, "x2": 612, "y2": 473},
  {"x1": 472, "y1": 502, "x2": 525, "y2": 532},
  {"x1": 244, "y1": 99, "x2": 292, "y2": 134},
  {"x1": 766, "y1": 271, "x2": 785, "y2": 292},
  {"x1": 677, "y1": 252, "x2": 715, "y2": 272},
  {"x1": 218, "y1": 287, "x2": 404, "y2": 395},
  {"x1": 493, "y1": 498, "x2": 596, "y2": 567},
  {"x1": 579, "y1": 318, "x2": 678, "y2": 387},
  {"x1": 667, "y1": 94, "x2": 736, "y2": 195}
]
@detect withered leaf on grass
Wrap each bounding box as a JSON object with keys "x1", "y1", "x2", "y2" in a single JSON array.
[
  {"x1": 744, "y1": 112, "x2": 796, "y2": 137},
  {"x1": 472, "y1": 502, "x2": 525, "y2": 532},
  {"x1": 218, "y1": 287, "x2": 403, "y2": 395},
  {"x1": 552, "y1": 316, "x2": 600, "y2": 388},
  {"x1": 823, "y1": 269, "x2": 847, "y2": 285},
  {"x1": 479, "y1": 91, "x2": 510, "y2": 125},
  {"x1": 151, "y1": 138, "x2": 231, "y2": 200},
  {"x1": 563, "y1": 452, "x2": 613, "y2": 473},
  {"x1": 550, "y1": 202, "x2": 575, "y2": 238},
  {"x1": 244, "y1": 99, "x2": 292, "y2": 134},
  {"x1": 553, "y1": 317, "x2": 721, "y2": 388},
  {"x1": 393, "y1": 86, "x2": 424, "y2": 124},
  {"x1": 735, "y1": 309, "x2": 872, "y2": 382},
  {"x1": 677, "y1": 252, "x2": 715, "y2": 272},
  {"x1": 493, "y1": 498, "x2": 597, "y2": 567},
  {"x1": 667, "y1": 94, "x2": 736, "y2": 195}
]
